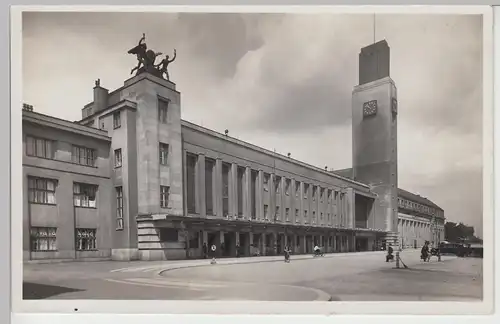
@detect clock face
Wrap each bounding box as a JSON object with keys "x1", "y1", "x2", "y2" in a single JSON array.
[
  {"x1": 391, "y1": 98, "x2": 398, "y2": 114},
  {"x1": 363, "y1": 100, "x2": 378, "y2": 118}
]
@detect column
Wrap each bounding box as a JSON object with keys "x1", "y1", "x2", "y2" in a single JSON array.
[
  {"x1": 280, "y1": 176, "x2": 286, "y2": 222},
  {"x1": 262, "y1": 233, "x2": 267, "y2": 256},
  {"x1": 341, "y1": 193, "x2": 346, "y2": 227},
  {"x1": 329, "y1": 189, "x2": 334, "y2": 227},
  {"x1": 337, "y1": 192, "x2": 342, "y2": 227},
  {"x1": 257, "y1": 170, "x2": 264, "y2": 220},
  {"x1": 244, "y1": 166, "x2": 251, "y2": 220},
  {"x1": 197, "y1": 154, "x2": 206, "y2": 217},
  {"x1": 332, "y1": 233, "x2": 337, "y2": 252},
  {"x1": 412, "y1": 221, "x2": 415, "y2": 247},
  {"x1": 229, "y1": 163, "x2": 237, "y2": 218},
  {"x1": 290, "y1": 179, "x2": 296, "y2": 223},
  {"x1": 401, "y1": 219, "x2": 404, "y2": 244},
  {"x1": 342, "y1": 193, "x2": 347, "y2": 227},
  {"x1": 316, "y1": 187, "x2": 321, "y2": 225},
  {"x1": 299, "y1": 182, "x2": 304, "y2": 224},
  {"x1": 269, "y1": 174, "x2": 276, "y2": 222},
  {"x1": 182, "y1": 150, "x2": 188, "y2": 215},
  {"x1": 215, "y1": 158, "x2": 223, "y2": 217}
]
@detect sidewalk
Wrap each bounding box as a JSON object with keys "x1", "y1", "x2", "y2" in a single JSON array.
[{"x1": 155, "y1": 249, "x2": 421, "y2": 275}]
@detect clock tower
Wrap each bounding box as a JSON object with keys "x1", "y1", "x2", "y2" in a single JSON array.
[{"x1": 352, "y1": 40, "x2": 398, "y2": 244}]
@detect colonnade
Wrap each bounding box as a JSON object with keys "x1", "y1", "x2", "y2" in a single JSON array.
[
  {"x1": 398, "y1": 217, "x2": 432, "y2": 248},
  {"x1": 184, "y1": 151, "x2": 358, "y2": 228}
]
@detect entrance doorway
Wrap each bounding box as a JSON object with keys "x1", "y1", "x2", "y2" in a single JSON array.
[
  {"x1": 252, "y1": 233, "x2": 261, "y2": 256},
  {"x1": 239, "y1": 232, "x2": 249, "y2": 257},
  {"x1": 356, "y1": 237, "x2": 369, "y2": 252},
  {"x1": 265, "y1": 233, "x2": 273, "y2": 255},
  {"x1": 306, "y1": 235, "x2": 313, "y2": 253},
  {"x1": 277, "y1": 234, "x2": 283, "y2": 255},
  {"x1": 223, "y1": 232, "x2": 236, "y2": 257}
]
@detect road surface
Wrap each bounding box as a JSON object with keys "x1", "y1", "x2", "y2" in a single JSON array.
[{"x1": 23, "y1": 249, "x2": 482, "y2": 301}]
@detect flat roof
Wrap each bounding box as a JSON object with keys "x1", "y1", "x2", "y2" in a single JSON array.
[{"x1": 22, "y1": 110, "x2": 111, "y2": 142}]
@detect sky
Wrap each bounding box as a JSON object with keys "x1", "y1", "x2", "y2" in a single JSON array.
[{"x1": 22, "y1": 11, "x2": 484, "y2": 237}]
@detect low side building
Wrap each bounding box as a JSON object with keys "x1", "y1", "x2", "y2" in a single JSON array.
[{"x1": 22, "y1": 109, "x2": 113, "y2": 261}]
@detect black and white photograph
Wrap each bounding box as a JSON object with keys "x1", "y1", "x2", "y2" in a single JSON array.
[{"x1": 10, "y1": 5, "x2": 494, "y2": 316}]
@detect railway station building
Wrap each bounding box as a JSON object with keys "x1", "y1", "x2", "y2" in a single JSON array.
[{"x1": 22, "y1": 40, "x2": 445, "y2": 261}]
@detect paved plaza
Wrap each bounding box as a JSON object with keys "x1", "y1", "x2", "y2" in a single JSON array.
[{"x1": 23, "y1": 250, "x2": 482, "y2": 301}]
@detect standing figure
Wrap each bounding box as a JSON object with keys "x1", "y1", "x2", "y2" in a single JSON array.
[
  {"x1": 284, "y1": 246, "x2": 291, "y2": 263},
  {"x1": 128, "y1": 33, "x2": 163, "y2": 76},
  {"x1": 386, "y1": 244, "x2": 394, "y2": 262},
  {"x1": 156, "y1": 49, "x2": 177, "y2": 80},
  {"x1": 421, "y1": 241, "x2": 430, "y2": 262}
]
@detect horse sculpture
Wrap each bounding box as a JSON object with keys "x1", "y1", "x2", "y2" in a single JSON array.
[{"x1": 128, "y1": 33, "x2": 169, "y2": 79}]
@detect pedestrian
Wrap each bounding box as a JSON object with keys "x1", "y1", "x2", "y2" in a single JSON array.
[
  {"x1": 421, "y1": 241, "x2": 430, "y2": 262},
  {"x1": 284, "y1": 245, "x2": 291, "y2": 263},
  {"x1": 386, "y1": 244, "x2": 394, "y2": 262}
]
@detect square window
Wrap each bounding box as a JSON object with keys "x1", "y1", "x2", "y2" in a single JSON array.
[
  {"x1": 30, "y1": 227, "x2": 57, "y2": 251},
  {"x1": 73, "y1": 182, "x2": 98, "y2": 208},
  {"x1": 75, "y1": 228, "x2": 97, "y2": 250},
  {"x1": 27, "y1": 177, "x2": 57, "y2": 204}
]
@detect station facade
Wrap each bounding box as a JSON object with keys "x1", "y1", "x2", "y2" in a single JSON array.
[{"x1": 22, "y1": 40, "x2": 444, "y2": 261}]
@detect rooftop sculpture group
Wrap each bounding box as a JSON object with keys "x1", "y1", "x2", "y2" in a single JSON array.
[{"x1": 128, "y1": 33, "x2": 176, "y2": 81}]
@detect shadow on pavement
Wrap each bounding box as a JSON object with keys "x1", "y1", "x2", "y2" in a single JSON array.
[{"x1": 23, "y1": 282, "x2": 85, "y2": 299}]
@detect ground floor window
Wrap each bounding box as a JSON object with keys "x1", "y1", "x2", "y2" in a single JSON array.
[
  {"x1": 159, "y1": 228, "x2": 178, "y2": 242},
  {"x1": 30, "y1": 227, "x2": 57, "y2": 251},
  {"x1": 76, "y1": 228, "x2": 97, "y2": 250}
]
